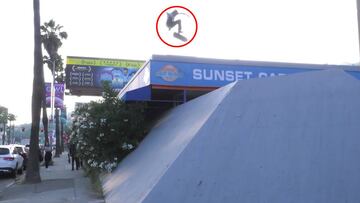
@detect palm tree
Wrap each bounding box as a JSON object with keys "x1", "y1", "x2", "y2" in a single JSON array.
[
  {"x1": 25, "y1": 0, "x2": 43, "y2": 183},
  {"x1": 41, "y1": 20, "x2": 68, "y2": 61},
  {"x1": 41, "y1": 19, "x2": 67, "y2": 158},
  {"x1": 7, "y1": 113, "x2": 16, "y2": 144},
  {"x1": 0, "y1": 106, "x2": 8, "y2": 145},
  {"x1": 41, "y1": 20, "x2": 67, "y2": 85},
  {"x1": 41, "y1": 54, "x2": 65, "y2": 146}
]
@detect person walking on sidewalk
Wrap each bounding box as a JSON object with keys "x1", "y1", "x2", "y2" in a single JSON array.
[
  {"x1": 44, "y1": 143, "x2": 52, "y2": 168},
  {"x1": 69, "y1": 142, "x2": 79, "y2": 170}
]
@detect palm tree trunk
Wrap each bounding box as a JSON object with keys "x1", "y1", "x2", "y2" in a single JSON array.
[
  {"x1": 25, "y1": 0, "x2": 43, "y2": 183},
  {"x1": 7, "y1": 121, "x2": 10, "y2": 144},
  {"x1": 42, "y1": 97, "x2": 49, "y2": 145},
  {"x1": 2, "y1": 123, "x2": 5, "y2": 145},
  {"x1": 60, "y1": 120, "x2": 64, "y2": 152},
  {"x1": 55, "y1": 108, "x2": 61, "y2": 157},
  {"x1": 357, "y1": 0, "x2": 360, "y2": 58}
]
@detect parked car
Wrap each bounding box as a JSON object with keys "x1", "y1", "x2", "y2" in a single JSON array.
[
  {"x1": 11, "y1": 144, "x2": 28, "y2": 171},
  {"x1": 23, "y1": 144, "x2": 44, "y2": 163},
  {"x1": 24, "y1": 144, "x2": 30, "y2": 153},
  {"x1": 0, "y1": 145, "x2": 24, "y2": 178}
]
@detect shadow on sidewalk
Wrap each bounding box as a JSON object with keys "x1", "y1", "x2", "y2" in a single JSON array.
[
  {"x1": 0, "y1": 179, "x2": 73, "y2": 201},
  {"x1": 0, "y1": 153, "x2": 104, "y2": 203}
]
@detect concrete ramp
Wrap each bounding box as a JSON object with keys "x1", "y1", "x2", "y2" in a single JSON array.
[
  {"x1": 103, "y1": 81, "x2": 235, "y2": 203},
  {"x1": 103, "y1": 69, "x2": 360, "y2": 203}
]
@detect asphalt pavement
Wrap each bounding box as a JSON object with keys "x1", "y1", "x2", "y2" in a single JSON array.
[{"x1": 0, "y1": 153, "x2": 104, "y2": 203}]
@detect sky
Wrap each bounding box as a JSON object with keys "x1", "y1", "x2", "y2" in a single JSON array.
[{"x1": 0, "y1": 0, "x2": 359, "y2": 124}]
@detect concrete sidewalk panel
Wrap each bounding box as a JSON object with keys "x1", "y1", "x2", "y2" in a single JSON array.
[{"x1": 0, "y1": 153, "x2": 104, "y2": 202}]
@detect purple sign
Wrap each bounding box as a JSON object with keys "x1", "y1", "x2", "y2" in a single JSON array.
[{"x1": 45, "y1": 83, "x2": 65, "y2": 109}]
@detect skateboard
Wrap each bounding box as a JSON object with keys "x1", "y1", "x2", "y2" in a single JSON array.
[{"x1": 173, "y1": 32, "x2": 188, "y2": 42}]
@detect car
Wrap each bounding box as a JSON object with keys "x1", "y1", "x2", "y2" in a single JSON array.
[
  {"x1": 0, "y1": 145, "x2": 24, "y2": 178},
  {"x1": 25, "y1": 144, "x2": 30, "y2": 152},
  {"x1": 11, "y1": 144, "x2": 28, "y2": 171}
]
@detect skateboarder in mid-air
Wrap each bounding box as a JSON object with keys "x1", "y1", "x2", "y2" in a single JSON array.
[{"x1": 166, "y1": 9, "x2": 187, "y2": 42}]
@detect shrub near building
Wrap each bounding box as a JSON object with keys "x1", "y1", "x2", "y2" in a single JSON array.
[{"x1": 70, "y1": 83, "x2": 146, "y2": 173}]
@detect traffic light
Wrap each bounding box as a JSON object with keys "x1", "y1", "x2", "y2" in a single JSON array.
[{"x1": 22, "y1": 127, "x2": 25, "y2": 132}]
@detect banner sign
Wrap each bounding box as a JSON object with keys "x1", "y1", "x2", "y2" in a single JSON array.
[
  {"x1": 67, "y1": 57, "x2": 144, "y2": 68},
  {"x1": 66, "y1": 56, "x2": 145, "y2": 93},
  {"x1": 150, "y1": 60, "x2": 360, "y2": 87},
  {"x1": 150, "y1": 60, "x2": 317, "y2": 87},
  {"x1": 45, "y1": 83, "x2": 64, "y2": 109}
]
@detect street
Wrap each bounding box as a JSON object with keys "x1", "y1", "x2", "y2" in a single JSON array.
[{"x1": 0, "y1": 171, "x2": 24, "y2": 194}]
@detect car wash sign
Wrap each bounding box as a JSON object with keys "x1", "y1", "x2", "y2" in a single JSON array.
[{"x1": 151, "y1": 60, "x2": 318, "y2": 87}]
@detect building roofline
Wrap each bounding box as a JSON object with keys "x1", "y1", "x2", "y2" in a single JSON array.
[
  {"x1": 66, "y1": 55, "x2": 145, "y2": 63},
  {"x1": 151, "y1": 55, "x2": 360, "y2": 71}
]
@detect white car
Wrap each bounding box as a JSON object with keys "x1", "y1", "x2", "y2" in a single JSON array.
[
  {"x1": 11, "y1": 144, "x2": 28, "y2": 170},
  {"x1": 0, "y1": 145, "x2": 24, "y2": 178}
]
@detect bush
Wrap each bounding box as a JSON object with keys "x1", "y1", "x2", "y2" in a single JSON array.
[
  {"x1": 69, "y1": 82, "x2": 146, "y2": 173},
  {"x1": 83, "y1": 164, "x2": 104, "y2": 197}
]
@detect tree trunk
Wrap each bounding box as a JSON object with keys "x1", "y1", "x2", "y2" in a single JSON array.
[
  {"x1": 357, "y1": 0, "x2": 360, "y2": 59},
  {"x1": 42, "y1": 99, "x2": 49, "y2": 145},
  {"x1": 55, "y1": 108, "x2": 61, "y2": 157},
  {"x1": 60, "y1": 119, "x2": 64, "y2": 152},
  {"x1": 7, "y1": 122, "x2": 10, "y2": 144},
  {"x1": 2, "y1": 123, "x2": 5, "y2": 145},
  {"x1": 25, "y1": 0, "x2": 43, "y2": 183}
]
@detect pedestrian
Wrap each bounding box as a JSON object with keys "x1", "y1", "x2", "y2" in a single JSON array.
[
  {"x1": 69, "y1": 142, "x2": 79, "y2": 170},
  {"x1": 44, "y1": 143, "x2": 52, "y2": 168}
]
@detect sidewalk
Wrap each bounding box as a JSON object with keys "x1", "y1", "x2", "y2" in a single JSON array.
[{"x1": 0, "y1": 153, "x2": 104, "y2": 203}]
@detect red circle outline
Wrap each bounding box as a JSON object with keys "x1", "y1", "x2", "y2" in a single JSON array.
[{"x1": 156, "y1": 6, "x2": 198, "y2": 48}]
